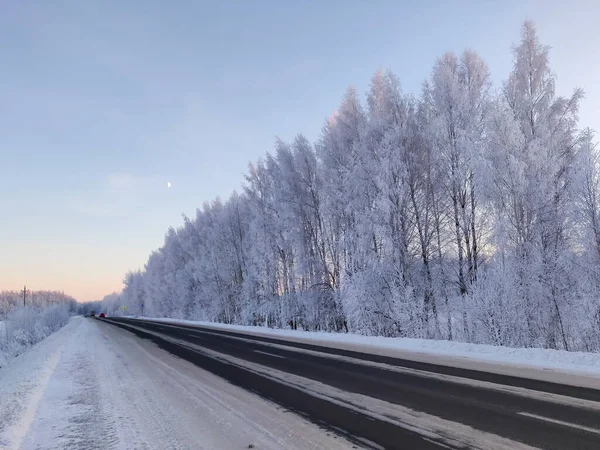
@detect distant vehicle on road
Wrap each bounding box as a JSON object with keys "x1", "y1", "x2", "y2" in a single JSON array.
[
  {"x1": 90, "y1": 311, "x2": 96, "y2": 317},
  {"x1": 99, "y1": 313, "x2": 106, "y2": 318}
]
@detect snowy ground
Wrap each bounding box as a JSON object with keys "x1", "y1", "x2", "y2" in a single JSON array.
[
  {"x1": 0, "y1": 317, "x2": 356, "y2": 450},
  {"x1": 134, "y1": 317, "x2": 600, "y2": 388}
]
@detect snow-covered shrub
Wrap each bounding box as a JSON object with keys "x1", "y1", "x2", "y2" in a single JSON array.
[
  {"x1": 0, "y1": 304, "x2": 72, "y2": 367},
  {"x1": 467, "y1": 263, "x2": 526, "y2": 347},
  {"x1": 38, "y1": 304, "x2": 71, "y2": 332},
  {"x1": 342, "y1": 265, "x2": 423, "y2": 338},
  {"x1": 12, "y1": 328, "x2": 33, "y2": 347},
  {"x1": 8, "y1": 307, "x2": 38, "y2": 341},
  {"x1": 296, "y1": 285, "x2": 345, "y2": 332}
]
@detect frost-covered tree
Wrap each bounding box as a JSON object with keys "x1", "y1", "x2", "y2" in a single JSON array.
[
  {"x1": 488, "y1": 21, "x2": 584, "y2": 349},
  {"x1": 108, "y1": 21, "x2": 600, "y2": 352}
]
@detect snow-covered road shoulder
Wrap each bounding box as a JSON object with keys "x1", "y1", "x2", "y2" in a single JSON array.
[
  {"x1": 0, "y1": 316, "x2": 74, "y2": 449},
  {"x1": 136, "y1": 317, "x2": 600, "y2": 389},
  {"x1": 0, "y1": 316, "x2": 357, "y2": 450}
]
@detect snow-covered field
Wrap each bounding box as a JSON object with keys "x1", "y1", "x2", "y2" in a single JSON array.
[
  {"x1": 0, "y1": 317, "x2": 356, "y2": 450},
  {"x1": 135, "y1": 317, "x2": 600, "y2": 388}
]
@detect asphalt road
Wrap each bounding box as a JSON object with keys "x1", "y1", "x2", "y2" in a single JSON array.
[{"x1": 99, "y1": 317, "x2": 600, "y2": 450}]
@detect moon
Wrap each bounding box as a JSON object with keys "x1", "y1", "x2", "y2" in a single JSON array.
[{"x1": 167, "y1": 182, "x2": 172, "y2": 188}]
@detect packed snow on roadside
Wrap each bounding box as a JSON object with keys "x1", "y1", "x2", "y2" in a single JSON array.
[
  {"x1": 0, "y1": 316, "x2": 358, "y2": 450},
  {"x1": 131, "y1": 316, "x2": 600, "y2": 380}
]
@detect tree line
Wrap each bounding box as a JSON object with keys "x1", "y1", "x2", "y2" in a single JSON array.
[
  {"x1": 0, "y1": 290, "x2": 77, "y2": 319},
  {"x1": 115, "y1": 22, "x2": 600, "y2": 352}
]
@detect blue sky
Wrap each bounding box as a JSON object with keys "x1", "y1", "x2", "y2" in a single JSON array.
[{"x1": 1, "y1": 0, "x2": 598, "y2": 301}]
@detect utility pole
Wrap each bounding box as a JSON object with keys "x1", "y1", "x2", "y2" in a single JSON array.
[{"x1": 21, "y1": 285, "x2": 29, "y2": 307}]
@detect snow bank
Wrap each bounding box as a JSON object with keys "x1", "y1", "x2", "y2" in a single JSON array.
[{"x1": 135, "y1": 317, "x2": 600, "y2": 386}]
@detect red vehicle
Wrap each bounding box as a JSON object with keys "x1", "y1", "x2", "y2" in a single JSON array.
[{"x1": 99, "y1": 313, "x2": 106, "y2": 318}]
